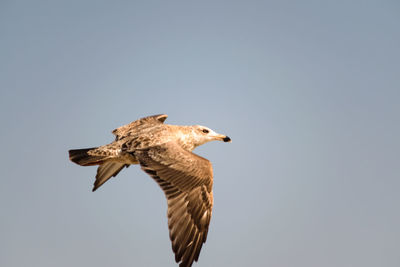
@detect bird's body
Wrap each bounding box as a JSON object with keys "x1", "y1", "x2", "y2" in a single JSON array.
[{"x1": 69, "y1": 114, "x2": 231, "y2": 267}]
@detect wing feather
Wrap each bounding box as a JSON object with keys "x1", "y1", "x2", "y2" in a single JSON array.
[
  {"x1": 93, "y1": 162, "x2": 128, "y2": 191},
  {"x1": 112, "y1": 114, "x2": 167, "y2": 140},
  {"x1": 135, "y1": 142, "x2": 213, "y2": 267}
]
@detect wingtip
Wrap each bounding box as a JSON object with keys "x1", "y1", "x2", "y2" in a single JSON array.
[
  {"x1": 92, "y1": 183, "x2": 99, "y2": 192},
  {"x1": 92, "y1": 182, "x2": 98, "y2": 192},
  {"x1": 155, "y1": 114, "x2": 168, "y2": 123}
]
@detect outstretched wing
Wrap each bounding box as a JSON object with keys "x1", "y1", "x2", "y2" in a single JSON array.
[
  {"x1": 135, "y1": 142, "x2": 213, "y2": 267},
  {"x1": 112, "y1": 114, "x2": 168, "y2": 140}
]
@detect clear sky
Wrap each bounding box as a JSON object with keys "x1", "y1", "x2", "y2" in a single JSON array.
[{"x1": 1, "y1": 1, "x2": 399, "y2": 267}]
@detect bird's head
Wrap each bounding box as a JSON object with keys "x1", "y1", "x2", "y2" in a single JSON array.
[{"x1": 191, "y1": 125, "x2": 231, "y2": 147}]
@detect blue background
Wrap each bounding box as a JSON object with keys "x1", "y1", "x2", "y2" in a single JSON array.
[{"x1": 1, "y1": 1, "x2": 399, "y2": 266}]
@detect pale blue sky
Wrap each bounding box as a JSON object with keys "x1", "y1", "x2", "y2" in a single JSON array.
[{"x1": 1, "y1": 1, "x2": 399, "y2": 267}]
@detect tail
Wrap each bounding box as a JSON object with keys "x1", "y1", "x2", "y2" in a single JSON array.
[
  {"x1": 69, "y1": 147, "x2": 106, "y2": 166},
  {"x1": 69, "y1": 147, "x2": 129, "y2": 191}
]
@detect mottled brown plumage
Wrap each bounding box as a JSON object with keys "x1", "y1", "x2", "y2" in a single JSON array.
[{"x1": 68, "y1": 114, "x2": 231, "y2": 267}]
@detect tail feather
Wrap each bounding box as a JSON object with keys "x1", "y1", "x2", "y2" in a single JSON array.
[{"x1": 69, "y1": 147, "x2": 106, "y2": 166}]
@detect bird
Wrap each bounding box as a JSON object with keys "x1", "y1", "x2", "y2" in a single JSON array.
[{"x1": 68, "y1": 114, "x2": 231, "y2": 267}]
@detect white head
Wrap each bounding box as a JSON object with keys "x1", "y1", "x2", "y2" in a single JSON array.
[{"x1": 191, "y1": 125, "x2": 231, "y2": 147}]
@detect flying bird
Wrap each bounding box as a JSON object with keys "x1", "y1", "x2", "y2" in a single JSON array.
[{"x1": 68, "y1": 114, "x2": 231, "y2": 267}]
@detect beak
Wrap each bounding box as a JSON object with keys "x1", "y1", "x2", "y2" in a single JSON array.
[
  {"x1": 223, "y1": 136, "x2": 231, "y2": 142},
  {"x1": 214, "y1": 133, "x2": 231, "y2": 143}
]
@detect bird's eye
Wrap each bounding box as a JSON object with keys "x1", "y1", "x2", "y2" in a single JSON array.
[{"x1": 202, "y1": 129, "x2": 209, "y2": 134}]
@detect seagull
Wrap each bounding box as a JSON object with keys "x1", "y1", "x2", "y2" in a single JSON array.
[{"x1": 68, "y1": 114, "x2": 231, "y2": 267}]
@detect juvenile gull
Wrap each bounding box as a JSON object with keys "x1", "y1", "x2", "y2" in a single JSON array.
[{"x1": 68, "y1": 114, "x2": 231, "y2": 267}]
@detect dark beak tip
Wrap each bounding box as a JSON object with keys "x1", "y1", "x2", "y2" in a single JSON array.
[{"x1": 223, "y1": 136, "x2": 231, "y2": 142}]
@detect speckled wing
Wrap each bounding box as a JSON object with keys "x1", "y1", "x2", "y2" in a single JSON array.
[
  {"x1": 135, "y1": 142, "x2": 213, "y2": 267},
  {"x1": 112, "y1": 114, "x2": 168, "y2": 140}
]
